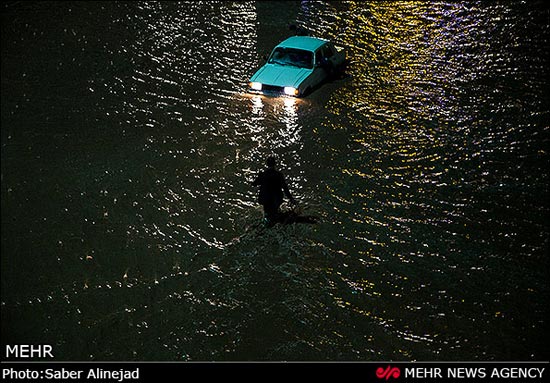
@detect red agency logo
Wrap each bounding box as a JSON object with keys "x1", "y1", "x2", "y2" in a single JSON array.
[{"x1": 376, "y1": 365, "x2": 401, "y2": 380}]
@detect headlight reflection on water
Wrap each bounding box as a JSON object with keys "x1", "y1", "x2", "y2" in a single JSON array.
[{"x1": 246, "y1": 94, "x2": 301, "y2": 148}]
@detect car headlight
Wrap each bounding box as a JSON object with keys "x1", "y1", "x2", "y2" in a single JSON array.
[
  {"x1": 249, "y1": 82, "x2": 262, "y2": 91},
  {"x1": 284, "y1": 86, "x2": 299, "y2": 96}
]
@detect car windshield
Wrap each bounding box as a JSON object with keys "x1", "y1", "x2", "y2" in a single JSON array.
[{"x1": 268, "y1": 47, "x2": 313, "y2": 69}]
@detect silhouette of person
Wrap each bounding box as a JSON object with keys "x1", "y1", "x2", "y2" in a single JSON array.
[{"x1": 252, "y1": 156, "x2": 296, "y2": 224}]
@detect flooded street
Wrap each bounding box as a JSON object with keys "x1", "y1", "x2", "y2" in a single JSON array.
[{"x1": 1, "y1": 1, "x2": 549, "y2": 360}]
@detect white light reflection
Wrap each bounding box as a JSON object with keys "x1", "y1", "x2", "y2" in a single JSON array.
[
  {"x1": 243, "y1": 94, "x2": 303, "y2": 163},
  {"x1": 283, "y1": 96, "x2": 297, "y2": 110},
  {"x1": 279, "y1": 96, "x2": 301, "y2": 146},
  {"x1": 251, "y1": 95, "x2": 264, "y2": 116}
]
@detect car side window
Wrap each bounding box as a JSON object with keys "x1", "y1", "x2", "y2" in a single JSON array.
[
  {"x1": 315, "y1": 44, "x2": 335, "y2": 66},
  {"x1": 315, "y1": 50, "x2": 323, "y2": 65}
]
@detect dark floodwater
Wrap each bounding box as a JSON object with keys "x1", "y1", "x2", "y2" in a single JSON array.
[{"x1": 1, "y1": 1, "x2": 549, "y2": 361}]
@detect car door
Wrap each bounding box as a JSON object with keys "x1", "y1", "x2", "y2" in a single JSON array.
[
  {"x1": 324, "y1": 43, "x2": 342, "y2": 69},
  {"x1": 309, "y1": 45, "x2": 330, "y2": 88},
  {"x1": 321, "y1": 43, "x2": 342, "y2": 74}
]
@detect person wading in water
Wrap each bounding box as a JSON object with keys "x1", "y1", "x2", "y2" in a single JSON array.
[{"x1": 252, "y1": 156, "x2": 296, "y2": 225}]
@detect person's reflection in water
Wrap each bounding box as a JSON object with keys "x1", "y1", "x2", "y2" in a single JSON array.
[{"x1": 252, "y1": 156, "x2": 296, "y2": 226}]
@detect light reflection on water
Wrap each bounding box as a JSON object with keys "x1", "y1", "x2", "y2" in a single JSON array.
[{"x1": 1, "y1": 1, "x2": 548, "y2": 360}]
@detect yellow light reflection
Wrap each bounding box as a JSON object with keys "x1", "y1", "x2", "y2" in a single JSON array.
[{"x1": 301, "y1": 1, "x2": 475, "y2": 238}]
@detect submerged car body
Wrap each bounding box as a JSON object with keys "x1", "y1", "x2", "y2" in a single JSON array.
[{"x1": 248, "y1": 36, "x2": 346, "y2": 97}]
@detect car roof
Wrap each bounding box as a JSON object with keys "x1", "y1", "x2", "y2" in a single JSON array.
[{"x1": 276, "y1": 36, "x2": 328, "y2": 52}]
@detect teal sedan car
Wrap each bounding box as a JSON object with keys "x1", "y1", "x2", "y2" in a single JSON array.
[{"x1": 248, "y1": 36, "x2": 346, "y2": 97}]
